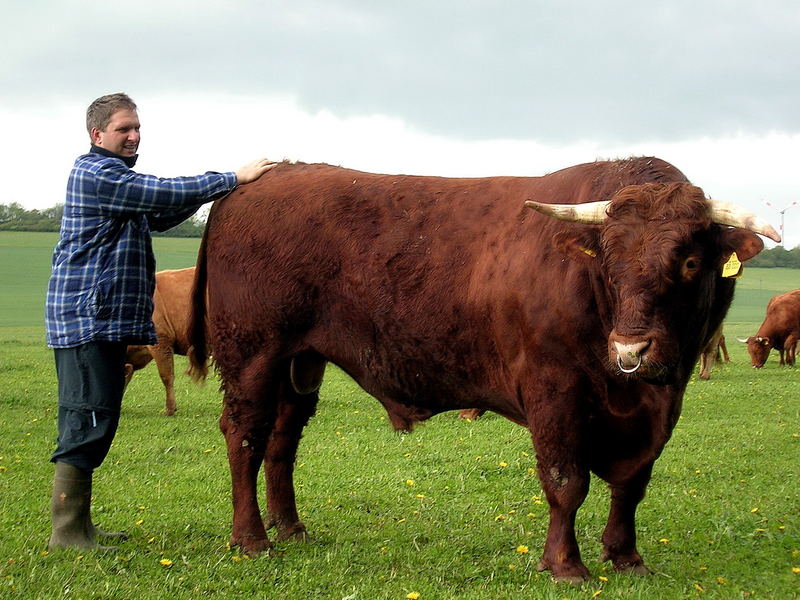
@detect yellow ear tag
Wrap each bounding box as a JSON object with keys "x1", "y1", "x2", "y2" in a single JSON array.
[
  {"x1": 580, "y1": 247, "x2": 597, "y2": 257},
  {"x1": 722, "y1": 252, "x2": 742, "y2": 278}
]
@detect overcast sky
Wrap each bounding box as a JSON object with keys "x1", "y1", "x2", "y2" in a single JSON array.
[{"x1": 2, "y1": 0, "x2": 799, "y2": 247}]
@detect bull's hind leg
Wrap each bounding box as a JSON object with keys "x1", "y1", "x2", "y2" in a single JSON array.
[
  {"x1": 220, "y1": 353, "x2": 279, "y2": 555},
  {"x1": 600, "y1": 465, "x2": 653, "y2": 574},
  {"x1": 265, "y1": 351, "x2": 325, "y2": 540},
  {"x1": 264, "y1": 380, "x2": 319, "y2": 541}
]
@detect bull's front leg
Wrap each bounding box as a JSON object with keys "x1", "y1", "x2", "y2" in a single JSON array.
[
  {"x1": 220, "y1": 396, "x2": 272, "y2": 555},
  {"x1": 264, "y1": 384, "x2": 318, "y2": 541},
  {"x1": 535, "y1": 460, "x2": 592, "y2": 583},
  {"x1": 600, "y1": 465, "x2": 653, "y2": 574}
]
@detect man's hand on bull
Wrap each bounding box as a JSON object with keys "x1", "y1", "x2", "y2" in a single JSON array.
[{"x1": 236, "y1": 158, "x2": 278, "y2": 185}]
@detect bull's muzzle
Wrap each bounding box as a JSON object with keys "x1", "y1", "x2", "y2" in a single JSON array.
[{"x1": 613, "y1": 340, "x2": 650, "y2": 374}]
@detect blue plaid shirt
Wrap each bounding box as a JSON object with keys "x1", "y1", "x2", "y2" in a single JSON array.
[{"x1": 45, "y1": 148, "x2": 237, "y2": 348}]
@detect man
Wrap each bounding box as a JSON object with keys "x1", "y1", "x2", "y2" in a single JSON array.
[{"x1": 45, "y1": 93, "x2": 275, "y2": 550}]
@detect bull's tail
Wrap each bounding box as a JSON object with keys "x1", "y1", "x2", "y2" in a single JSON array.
[{"x1": 187, "y1": 204, "x2": 214, "y2": 382}]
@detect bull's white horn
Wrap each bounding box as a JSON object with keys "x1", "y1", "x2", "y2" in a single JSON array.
[
  {"x1": 707, "y1": 199, "x2": 782, "y2": 243},
  {"x1": 524, "y1": 199, "x2": 610, "y2": 225},
  {"x1": 736, "y1": 337, "x2": 749, "y2": 343}
]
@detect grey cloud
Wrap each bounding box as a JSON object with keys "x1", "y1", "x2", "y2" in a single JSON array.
[{"x1": 3, "y1": 0, "x2": 799, "y2": 143}]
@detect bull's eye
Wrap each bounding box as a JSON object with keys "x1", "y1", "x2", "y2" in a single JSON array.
[{"x1": 681, "y1": 256, "x2": 701, "y2": 281}]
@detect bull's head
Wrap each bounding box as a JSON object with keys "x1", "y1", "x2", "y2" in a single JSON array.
[{"x1": 526, "y1": 182, "x2": 779, "y2": 381}]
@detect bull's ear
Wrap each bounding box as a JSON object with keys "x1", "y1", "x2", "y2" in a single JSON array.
[
  {"x1": 552, "y1": 229, "x2": 600, "y2": 262},
  {"x1": 719, "y1": 228, "x2": 764, "y2": 263}
]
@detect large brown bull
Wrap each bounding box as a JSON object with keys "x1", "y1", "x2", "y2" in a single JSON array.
[
  {"x1": 739, "y1": 289, "x2": 800, "y2": 367},
  {"x1": 124, "y1": 267, "x2": 196, "y2": 415},
  {"x1": 187, "y1": 158, "x2": 777, "y2": 582}
]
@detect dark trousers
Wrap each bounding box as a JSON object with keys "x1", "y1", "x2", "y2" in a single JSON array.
[{"x1": 51, "y1": 342, "x2": 128, "y2": 471}]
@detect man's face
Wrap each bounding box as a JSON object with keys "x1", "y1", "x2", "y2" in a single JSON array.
[{"x1": 91, "y1": 108, "x2": 140, "y2": 157}]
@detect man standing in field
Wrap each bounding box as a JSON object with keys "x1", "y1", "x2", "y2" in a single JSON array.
[{"x1": 44, "y1": 93, "x2": 275, "y2": 550}]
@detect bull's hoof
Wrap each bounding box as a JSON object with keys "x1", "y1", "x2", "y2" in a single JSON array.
[
  {"x1": 265, "y1": 518, "x2": 311, "y2": 542},
  {"x1": 614, "y1": 562, "x2": 652, "y2": 575},
  {"x1": 601, "y1": 548, "x2": 651, "y2": 575},
  {"x1": 230, "y1": 535, "x2": 273, "y2": 557},
  {"x1": 537, "y1": 560, "x2": 591, "y2": 584},
  {"x1": 277, "y1": 528, "x2": 311, "y2": 543},
  {"x1": 164, "y1": 409, "x2": 176, "y2": 417}
]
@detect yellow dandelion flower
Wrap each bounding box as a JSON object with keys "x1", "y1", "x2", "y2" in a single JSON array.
[
  {"x1": 599, "y1": 575, "x2": 608, "y2": 582},
  {"x1": 591, "y1": 590, "x2": 603, "y2": 598},
  {"x1": 406, "y1": 479, "x2": 415, "y2": 486},
  {"x1": 231, "y1": 556, "x2": 242, "y2": 562},
  {"x1": 135, "y1": 519, "x2": 144, "y2": 526},
  {"x1": 508, "y1": 563, "x2": 517, "y2": 570},
  {"x1": 750, "y1": 507, "x2": 759, "y2": 513},
  {"x1": 659, "y1": 538, "x2": 669, "y2": 544},
  {"x1": 495, "y1": 514, "x2": 505, "y2": 522},
  {"x1": 499, "y1": 462, "x2": 508, "y2": 468},
  {"x1": 516, "y1": 545, "x2": 529, "y2": 554},
  {"x1": 416, "y1": 494, "x2": 425, "y2": 499},
  {"x1": 406, "y1": 593, "x2": 420, "y2": 600},
  {"x1": 159, "y1": 559, "x2": 173, "y2": 568},
  {"x1": 716, "y1": 576, "x2": 725, "y2": 584},
  {"x1": 694, "y1": 584, "x2": 704, "y2": 592},
  {"x1": 791, "y1": 567, "x2": 800, "y2": 574}
]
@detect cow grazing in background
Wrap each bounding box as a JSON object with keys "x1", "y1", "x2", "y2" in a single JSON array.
[
  {"x1": 124, "y1": 267, "x2": 196, "y2": 415},
  {"x1": 739, "y1": 289, "x2": 800, "y2": 367},
  {"x1": 698, "y1": 325, "x2": 730, "y2": 380},
  {"x1": 187, "y1": 158, "x2": 777, "y2": 583}
]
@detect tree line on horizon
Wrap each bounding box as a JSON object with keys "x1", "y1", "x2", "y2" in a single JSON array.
[
  {"x1": 2, "y1": 201, "x2": 800, "y2": 267},
  {"x1": 0, "y1": 202, "x2": 205, "y2": 238}
]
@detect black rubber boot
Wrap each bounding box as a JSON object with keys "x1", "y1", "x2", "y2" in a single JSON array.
[{"x1": 48, "y1": 462, "x2": 126, "y2": 550}]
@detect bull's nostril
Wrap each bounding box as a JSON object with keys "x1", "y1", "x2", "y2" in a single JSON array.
[{"x1": 614, "y1": 340, "x2": 650, "y2": 358}]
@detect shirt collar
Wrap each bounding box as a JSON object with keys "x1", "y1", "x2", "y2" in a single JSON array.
[{"x1": 90, "y1": 145, "x2": 138, "y2": 168}]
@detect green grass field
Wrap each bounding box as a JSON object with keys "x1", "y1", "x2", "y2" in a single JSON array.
[{"x1": 0, "y1": 231, "x2": 798, "y2": 600}]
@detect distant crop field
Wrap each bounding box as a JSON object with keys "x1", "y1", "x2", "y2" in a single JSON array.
[{"x1": 0, "y1": 230, "x2": 797, "y2": 600}]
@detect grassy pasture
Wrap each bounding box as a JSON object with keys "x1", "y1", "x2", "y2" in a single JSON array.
[{"x1": 0, "y1": 231, "x2": 798, "y2": 600}]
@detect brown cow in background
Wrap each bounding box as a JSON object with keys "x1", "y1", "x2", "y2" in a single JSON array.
[
  {"x1": 188, "y1": 158, "x2": 777, "y2": 582},
  {"x1": 739, "y1": 289, "x2": 800, "y2": 367},
  {"x1": 124, "y1": 267, "x2": 196, "y2": 415}
]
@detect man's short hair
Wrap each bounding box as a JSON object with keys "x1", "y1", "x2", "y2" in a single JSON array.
[{"x1": 86, "y1": 93, "x2": 137, "y2": 135}]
